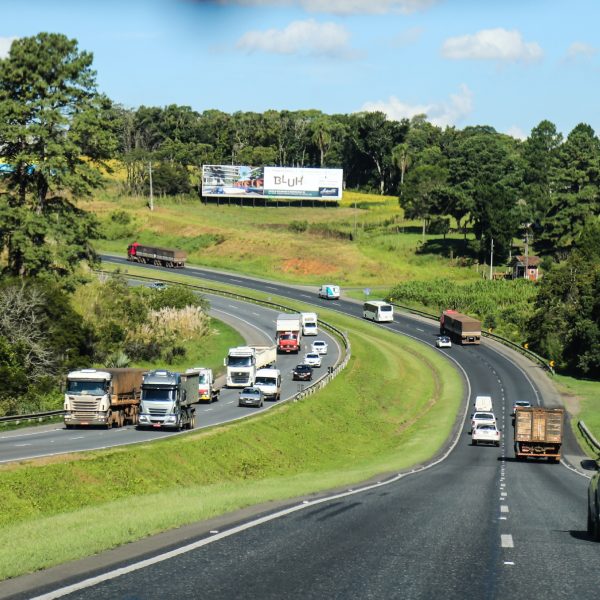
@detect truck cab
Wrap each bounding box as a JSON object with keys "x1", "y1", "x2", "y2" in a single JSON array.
[{"x1": 253, "y1": 368, "x2": 282, "y2": 401}]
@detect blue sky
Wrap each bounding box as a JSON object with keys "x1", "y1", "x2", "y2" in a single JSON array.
[{"x1": 1, "y1": 0, "x2": 598, "y2": 139}]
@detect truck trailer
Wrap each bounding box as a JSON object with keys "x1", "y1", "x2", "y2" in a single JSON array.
[
  {"x1": 440, "y1": 310, "x2": 481, "y2": 345},
  {"x1": 64, "y1": 368, "x2": 144, "y2": 428},
  {"x1": 138, "y1": 369, "x2": 197, "y2": 430},
  {"x1": 185, "y1": 367, "x2": 220, "y2": 403},
  {"x1": 276, "y1": 313, "x2": 302, "y2": 353},
  {"x1": 127, "y1": 242, "x2": 187, "y2": 268},
  {"x1": 514, "y1": 407, "x2": 564, "y2": 462},
  {"x1": 225, "y1": 345, "x2": 277, "y2": 387}
]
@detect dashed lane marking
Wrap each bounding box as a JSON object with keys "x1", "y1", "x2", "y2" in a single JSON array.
[
  {"x1": 501, "y1": 534, "x2": 514, "y2": 548},
  {"x1": 500, "y1": 505, "x2": 509, "y2": 513}
]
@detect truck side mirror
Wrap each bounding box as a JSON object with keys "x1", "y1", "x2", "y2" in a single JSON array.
[{"x1": 223, "y1": 358, "x2": 226, "y2": 367}]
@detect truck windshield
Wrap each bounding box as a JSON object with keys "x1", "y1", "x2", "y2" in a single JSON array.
[
  {"x1": 67, "y1": 380, "x2": 107, "y2": 396},
  {"x1": 227, "y1": 356, "x2": 252, "y2": 367},
  {"x1": 142, "y1": 388, "x2": 175, "y2": 401},
  {"x1": 198, "y1": 374, "x2": 208, "y2": 384},
  {"x1": 255, "y1": 377, "x2": 276, "y2": 385},
  {"x1": 279, "y1": 334, "x2": 297, "y2": 340}
]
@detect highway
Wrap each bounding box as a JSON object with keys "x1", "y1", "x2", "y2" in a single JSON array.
[
  {"x1": 0, "y1": 294, "x2": 340, "y2": 464},
  {"x1": 4, "y1": 256, "x2": 596, "y2": 600}
]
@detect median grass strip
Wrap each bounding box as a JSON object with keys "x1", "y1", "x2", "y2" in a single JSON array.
[{"x1": 0, "y1": 285, "x2": 462, "y2": 580}]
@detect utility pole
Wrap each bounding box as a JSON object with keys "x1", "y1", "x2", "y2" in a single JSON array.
[
  {"x1": 524, "y1": 229, "x2": 529, "y2": 280},
  {"x1": 354, "y1": 200, "x2": 357, "y2": 240},
  {"x1": 148, "y1": 161, "x2": 154, "y2": 211},
  {"x1": 489, "y1": 237, "x2": 494, "y2": 280}
]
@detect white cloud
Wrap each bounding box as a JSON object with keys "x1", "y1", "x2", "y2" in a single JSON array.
[
  {"x1": 565, "y1": 41, "x2": 597, "y2": 60},
  {"x1": 506, "y1": 126, "x2": 527, "y2": 140},
  {"x1": 360, "y1": 84, "x2": 473, "y2": 127},
  {"x1": 441, "y1": 28, "x2": 543, "y2": 63},
  {"x1": 0, "y1": 36, "x2": 17, "y2": 59},
  {"x1": 236, "y1": 19, "x2": 355, "y2": 58},
  {"x1": 221, "y1": 0, "x2": 439, "y2": 14}
]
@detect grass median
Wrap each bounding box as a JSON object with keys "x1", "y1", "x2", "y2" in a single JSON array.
[{"x1": 0, "y1": 278, "x2": 463, "y2": 581}]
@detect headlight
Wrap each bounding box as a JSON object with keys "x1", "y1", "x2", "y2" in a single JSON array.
[
  {"x1": 165, "y1": 416, "x2": 177, "y2": 424},
  {"x1": 139, "y1": 415, "x2": 149, "y2": 423}
]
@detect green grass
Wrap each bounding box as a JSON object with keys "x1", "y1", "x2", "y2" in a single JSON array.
[
  {"x1": 0, "y1": 285, "x2": 462, "y2": 580},
  {"x1": 553, "y1": 374, "x2": 600, "y2": 457}
]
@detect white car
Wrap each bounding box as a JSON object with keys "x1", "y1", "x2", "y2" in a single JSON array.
[
  {"x1": 436, "y1": 335, "x2": 452, "y2": 348},
  {"x1": 471, "y1": 411, "x2": 496, "y2": 432},
  {"x1": 472, "y1": 424, "x2": 501, "y2": 446},
  {"x1": 311, "y1": 340, "x2": 328, "y2": 355},
  {"x1": 303, "y1": 352, "x2": 322, "y2": 368}
]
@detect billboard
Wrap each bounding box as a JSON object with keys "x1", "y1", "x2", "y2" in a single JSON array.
[{"x1": 202, "y1": 165, "x2": 343, "y2": 200}]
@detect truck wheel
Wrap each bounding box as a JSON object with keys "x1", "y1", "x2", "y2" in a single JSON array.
[{"x1": 106, "y1": 412, "x2": 113, "y2": 429}]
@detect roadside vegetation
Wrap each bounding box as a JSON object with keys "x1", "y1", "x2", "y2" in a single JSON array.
[{"x1": 0, "y1": 302, "x2": 462, "y2": 580}]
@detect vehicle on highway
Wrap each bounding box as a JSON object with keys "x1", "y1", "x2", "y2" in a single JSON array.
[
  {"x1": 311, "y1": 340, "x2": 328, "y2": 355},
  {"x1": 149, "y1": 281, "x2": 168, "y2": 291},
  {"x1": 514, "y1": 407, "x2": 564, "y2": 462},
  {"x1": 292, "y1": 364, "x2": 313, "y2": 381},
  {"x1": 471, "y1": 411, "x2": 497, "y2": 432},
  {"x1": 472, "y1": 424, "x2": 501, "y2": 446},
  {"x1": 318, "y1": 284, "x2": 340, "y2": 300},
  {"x1": 511, "y1": 400, "x2": 531, "y2": 415},
  {"x1": 238, "y1": 386, "x2": 264, "y2": 408},
  {"x1": 440, "y1": 309, "x2": 481, "y2": 345},
  {"x1": 224, "y1": 345, "x2": 277, "y2": 387},
  {"x1": 588, "y1": 470, "x2": 600, "y2": 541},
  {"x1": 303, "y1": 352, "x2": 322, "y2": 368},
  {"x1": 363, "y1": 300, "x2": 394, "y2": 322},
  {"x1": 436, "y1": 335, "x2": 452, "y2": 348},
  {"x1": 127, "y1": 242, "x2": 186, "y2": 268},
  {"x1": 253, "y1": 368, "x2": 282, "y2": 401},
  {"x1": 474, "y1": 395, "x2": 493, "y2": 412},
  {"x1": 301, "y1": 312, "x2": 318, "y2": 336}
]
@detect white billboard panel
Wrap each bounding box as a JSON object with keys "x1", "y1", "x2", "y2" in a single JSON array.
[{"x1": 202, "y1": 165, "x2": 343, "y2": 200}]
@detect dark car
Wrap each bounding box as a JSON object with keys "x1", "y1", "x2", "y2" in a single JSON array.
[
  {"x1": 292, "y1": 364, "x2": 313, "y2": 381},
  {"x1": 588, "y1": 470, "x2": 600, "y2": 541}
]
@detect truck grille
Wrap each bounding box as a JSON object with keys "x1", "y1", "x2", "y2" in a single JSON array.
[
  {"x1": 148, "y1": 408, "x2": 167, "y2": 416},
  {"x1": 231, "y1": 373, "x2": 250, "y2": 384},
  {"x1": 71, "y1": 399, "x2": 100, "y2": 411}
]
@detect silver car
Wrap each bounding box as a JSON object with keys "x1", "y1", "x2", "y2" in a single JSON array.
[{"x1": 238, "y1": 387, "x2": 264, "y2": 408}]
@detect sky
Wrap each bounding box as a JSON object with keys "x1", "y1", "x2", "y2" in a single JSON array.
[{"x1": 1, "y1": 0, "x2": 599, "y2": 139}]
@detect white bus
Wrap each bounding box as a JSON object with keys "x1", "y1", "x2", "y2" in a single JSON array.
[{"x1": 363, "y1": 300, "x2": 394, "y2": 322}]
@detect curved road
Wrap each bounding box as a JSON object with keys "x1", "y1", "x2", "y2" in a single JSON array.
[
  {"x1": 0, "y1": 294, "x2": 340, "y2": 464},
  {"x1": 4, "y1": 256, "x2": 595, "y2": 599}
]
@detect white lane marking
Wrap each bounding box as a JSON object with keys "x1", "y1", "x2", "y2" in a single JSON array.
[
  {"x1": 501, "y1": 492, "x2": 507, "y2": 497},
  {"x1": 70, "y1": 436, "x2": 85, "y2": 440},
  {"x1": 416, "y1": 328, "x2": 424, "y2": 332},
  {"x1": 499, "y1": 516, "x2": 507, "y2": 520},
  {"x1": 265, "y1": 285, "x2": 278, "y2": 290},
  {"x1": 210, "y1": 307, "x2": 272, "y2": 344},
  {"x1": 14, "y1": 443, "x2": 32, "y2": 447},
  {"x1": 0, "y1": 427, "x2": 63, "y2": 440},
  {"x1": 501, "y1": 534, "x2": 514, "y2": 548},
  {"x1": 504, "y1": 561, "x2": 515, "y2": 565},
  {"x1": 500, "y1": 505, "x2": 509, "y2": 513},
  {"x1": 226, "y1": 401, "x2": 235, "y2": 405},
  {"x1": 300, "y1": 294, "x2": 311, "y2": 298}
]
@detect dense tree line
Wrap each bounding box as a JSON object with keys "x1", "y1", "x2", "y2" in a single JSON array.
[{"x1": 1, "y1": 32, "x2": 600, "y2": 383}]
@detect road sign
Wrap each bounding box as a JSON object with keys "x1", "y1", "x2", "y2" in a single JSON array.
[{"x1": 364, "y1": 288, "x2": 370, "y2": 296}]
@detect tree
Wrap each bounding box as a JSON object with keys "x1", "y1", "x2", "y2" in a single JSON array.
[{"x1": 0, "y1": 33, "x2": 117, "y2": 280}]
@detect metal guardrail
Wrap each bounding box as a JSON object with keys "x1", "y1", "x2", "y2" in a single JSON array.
[
  {"x1": 579, "y1": 420, "x2": 600, "y2": 453},
  {"x1": 0, "y1": 410, "x2": 64, "y2": 425},
  {"x1": 387, "y1": 301, "x2": 553, "y2": 373},
  {"x1": 1, "y1": 272, "x2": 352, "y2": 424}
]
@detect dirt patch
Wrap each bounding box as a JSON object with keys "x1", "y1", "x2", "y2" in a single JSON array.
[
  {"x1": 560, "y1": 392, "x2": 581, "y2": 417},
  {"x1": 280, "y1": 258, "x2": 337, "y2": 276}
]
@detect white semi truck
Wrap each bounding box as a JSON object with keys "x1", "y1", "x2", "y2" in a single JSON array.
[
  {"x1": 225, "y1": 345, "x2": 277, "y2": 388},
  {"x1": 64, "y1": 368, "x2": 144, "y2": 429},
  {"x1": 137, "y1": 369, "x2": 197, "y2": 430}
]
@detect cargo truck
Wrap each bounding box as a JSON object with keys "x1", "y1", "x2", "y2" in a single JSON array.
[
  {"x1": 276, "y1": 313, "x2": 302, "y2": 353},
  {"x1": 137, "y1": 369, "x2": 197, "y2": 430},
  {"x1": 185, "y1": 367, "x2": 220, "y2": 403},
  {"x1": 127, "y1": 242, "x2": 187, "y2": 268},
  {"x1": 64, "y1": 368, "x2": 144, "y2": 429},
  {"x1": 224, "y1": 345, "x2": 277, "y2": 387},
  {"x1": 300, "y1": 312, "x2": 318, "y2": 336},
  {"x1": 514, "y1": 407, "x2": 564, "y2": 462},
  {"x1": 440, "y1": 310, "x2": 481, "y2": 345}
]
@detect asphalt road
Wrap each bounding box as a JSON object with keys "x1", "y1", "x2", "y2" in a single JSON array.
[
  {"x1": 5, "y1": 256, "x2": 596, "y2": 600},
  {"x1": 0, "y1": 294, "x2": 340, "y2": 464}
]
